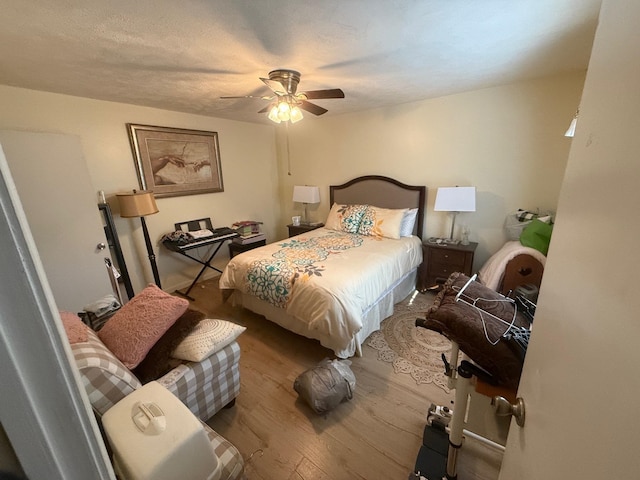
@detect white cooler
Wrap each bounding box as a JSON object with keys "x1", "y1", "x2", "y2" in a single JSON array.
[{"x1": 102, "y1": 381, "x2": 221, "y2": 480}]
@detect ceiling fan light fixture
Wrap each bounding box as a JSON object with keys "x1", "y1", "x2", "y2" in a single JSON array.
[
  {"x1": 277, "y1": 105, "x2": 290, "y2": 122},
  {"x1": 224, "y1": 68, "x2": 343, "y2": 124},
  {"x1": 268, "y1": 105, "x2": 281, "y2": 123},
  {"x1": 290, "y1": 105, "x2": 303, "y2": 123}
]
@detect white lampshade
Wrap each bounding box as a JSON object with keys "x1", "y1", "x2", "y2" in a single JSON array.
[
  {"x1": 434, "y1": 187, "x2": 476, "y2": 213},
  {"x1": 292, "y1": 185, "x2": 320, "y2": 204}
]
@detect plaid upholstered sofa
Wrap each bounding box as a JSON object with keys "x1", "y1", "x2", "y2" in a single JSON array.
[{"x1": 71, "y1": 327, "x2": 244, "y2": 479}]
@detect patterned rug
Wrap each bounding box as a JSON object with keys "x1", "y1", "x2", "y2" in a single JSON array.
[{"x1": 367, "y1": 291, "x2": 452, "y2": 392}]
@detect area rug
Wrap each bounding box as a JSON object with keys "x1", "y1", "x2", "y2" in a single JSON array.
[{"x1": 367, "y1": 291, "x2": 451, "y2": 392}]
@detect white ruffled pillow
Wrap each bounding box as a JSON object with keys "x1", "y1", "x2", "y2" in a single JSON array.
[
  {"x1": 171, "y1": 319, "x2": 246, "y2": 362},
  {"x1": 399, "y1": 208, "x2": 418, "y2": 237}
]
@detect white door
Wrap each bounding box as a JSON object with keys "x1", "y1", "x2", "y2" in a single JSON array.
[
  {"x1": 0, "y1": 131, "x2": 112, "y2": 312},
  {"x1": 499, "y1": 1, "x2": 640, "y2": 478}
]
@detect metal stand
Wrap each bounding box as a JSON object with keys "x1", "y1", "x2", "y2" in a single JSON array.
[
  {"x1": 412, "y1": 330, "x2": 509, "y2": 479},
  {"x1": 140, "y1": 215, "x2": 161, "y2": 288},
  {"x1": 174, "y1": 241, "x2": 226, "y2": 300}
]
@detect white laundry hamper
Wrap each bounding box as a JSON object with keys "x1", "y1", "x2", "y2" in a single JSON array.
[
  {"x1": 102, "y1": 381, "x2": 221, "y2": 480},
  {"x1": 504, "y1": 209, "x2": 554, "y2": 240}
]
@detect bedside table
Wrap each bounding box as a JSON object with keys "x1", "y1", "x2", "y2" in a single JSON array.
[
  {"x1": 287, "y1": 223, "x2": 324, "y2": 237},
  {"x1": 418, "y1": 241, "x2": 478, "y2": 292},
  {"x1": 228, "y1": 239, "x2": 266, "y2": 258}
]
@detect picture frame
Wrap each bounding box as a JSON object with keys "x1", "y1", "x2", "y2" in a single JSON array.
[{"x1": 126, "y1": 124, "x2": 224, "y2": 198}]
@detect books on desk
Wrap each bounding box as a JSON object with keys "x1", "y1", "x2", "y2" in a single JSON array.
[
  {"x1": 233, "y1": 232, "x2": 266, "y2": 245},
  {"x1": 232, "y1": 220, "x2": 263, "y2": 236}
]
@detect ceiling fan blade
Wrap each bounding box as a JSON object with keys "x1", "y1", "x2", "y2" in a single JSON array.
[
  {"x1": 299, "y1": 88, "x2": 345, "y2": 100},
  {"x1": 220, "y1": 95, "x2": 274, "y2": 100},
  {"x1": 257, "y1": 105, "x2": 272, "y2": 114},
  {"x1": 260, "y1": 77, "x2": 287, "y2": 95},
  {"x1": 298, "y1": 100, "x2": 328, "y2": 116}
]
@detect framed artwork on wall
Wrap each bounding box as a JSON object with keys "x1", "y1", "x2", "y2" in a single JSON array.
[{"x1": 126, "y1": 124, "x2": 224, "y2": 198}]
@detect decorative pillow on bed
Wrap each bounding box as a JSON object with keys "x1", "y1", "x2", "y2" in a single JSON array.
[
  {"x1": 59, "y1": 311, "x2": 89, "y2": 344},
  {"x1": 325, "y1": 203, "x2": 369, "y2": 234},
  {"x1": 98, "y1": 284, "x2": 189, "y2": 369},
  {"x1": 357, "y1": 205, "x2": 408, "y2": 239},
  {"x1": 399, "y1": 208, "x2": 418, "y2": 237},
  {"x1": 171, "y1": 319, "x2": 246, "y2": 362}
]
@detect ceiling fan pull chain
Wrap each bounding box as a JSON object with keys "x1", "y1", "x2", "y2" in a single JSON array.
[{"x1": 286, "y1": 121, "x2": 291, "y2": 176}]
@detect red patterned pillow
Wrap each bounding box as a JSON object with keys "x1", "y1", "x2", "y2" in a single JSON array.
[
  {"x1": 59, "y1": 311, "x2": 89, "y2": 344},
  {"x1": 98, "y1": 284, "x2": 188, "y2": 369}
]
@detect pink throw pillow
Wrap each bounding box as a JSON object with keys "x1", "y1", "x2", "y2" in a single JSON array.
[
  {"x1": 59, "y1": 311, "x2": 89, "y2": 344},
  {"x1": 98, "y1": 284, "x2": 188, "y2": 369}
]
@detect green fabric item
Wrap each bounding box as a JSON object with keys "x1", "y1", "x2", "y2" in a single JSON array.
[{"x1": 520, "y1": 218, "x2": 553, "y2": 255}]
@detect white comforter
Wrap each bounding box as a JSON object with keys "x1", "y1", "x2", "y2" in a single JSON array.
[
  {"x1": 477, "y1": 240, "x2": 547, "y2": 290},
  {"x1": 219, "y1": 228, "x2": 422, "y2": 352}
]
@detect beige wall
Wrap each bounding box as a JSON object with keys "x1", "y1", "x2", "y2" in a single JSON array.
[
  {"x1": 0, "y1": 70, "x2": 584, "y2": 293},
  {"x1": 282, "y1": 71, "x2": 584, "y2": 268},
  {"x1": 0, "y1": 86, "x2": 278, "y2": 293}
]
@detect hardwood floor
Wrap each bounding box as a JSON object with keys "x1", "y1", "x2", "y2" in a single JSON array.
[{"x1": 187, "y1": 278, "x2": 502, "y2": 480}]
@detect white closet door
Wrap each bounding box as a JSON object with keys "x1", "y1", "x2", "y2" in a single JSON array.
[{"x1": 0, "y1": 130, "x2": 112, "y2": 312}]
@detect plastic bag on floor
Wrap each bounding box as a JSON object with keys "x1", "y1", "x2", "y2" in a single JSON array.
[{"x1": 293, "y1": 358, "x2": 356, "y2": 414}]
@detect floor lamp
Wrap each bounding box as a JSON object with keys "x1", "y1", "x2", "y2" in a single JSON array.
[{"x1": 117, "y1": 190, "x2": 161, "y2": 288}]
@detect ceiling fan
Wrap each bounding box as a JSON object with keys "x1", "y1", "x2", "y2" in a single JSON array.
[{"x1": 221, "y1": 69, "x2": 345, "y2": 123}]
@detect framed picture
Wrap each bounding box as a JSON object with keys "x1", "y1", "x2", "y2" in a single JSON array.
[{"x1": 126, "y1": 124, "x2": 224, "y2": 198}]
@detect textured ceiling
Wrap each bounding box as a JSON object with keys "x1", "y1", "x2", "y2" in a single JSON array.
[{"x1": 0, "y1": 0, "x2": 601, "y2": 124}]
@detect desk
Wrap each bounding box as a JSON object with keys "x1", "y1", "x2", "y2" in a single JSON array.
[{"x1": 163, "y1": 230, "x2": 238, "y2": 300}]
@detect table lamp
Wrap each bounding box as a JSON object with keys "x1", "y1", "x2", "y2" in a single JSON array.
[
  {"x1": 117, "y1": 190, "x2": 161, "y2": 288},
  {"x1": 434, "y1": 186, "x2": 476, "y2": 243},
  {"x1": 292, "y1": 185, "x2": 320, "y2": 225}
]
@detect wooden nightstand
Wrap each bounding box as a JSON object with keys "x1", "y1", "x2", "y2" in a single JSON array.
[
  {"x1": 228, "y1": 239, "x2": 267, "y2": 258},
  {"x1": 418, "y1": 241, "x2": 478, "y2": 292},
  {"x1": 287, "y1": 223, "x2": 324, "y2": 237}
]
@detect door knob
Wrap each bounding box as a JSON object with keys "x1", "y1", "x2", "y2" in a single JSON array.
[
  {"x1": 491, "y1": 395, "x2": 526, "y2": 427},
  {"x1": 97, "y1": 242, "x2": 106, "y2": 250}
]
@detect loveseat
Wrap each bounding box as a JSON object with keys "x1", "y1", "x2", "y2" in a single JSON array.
[
  {"x1": 62, "y1": 285, "x2": 245, "y2": 480},
  {"x1": 71, "y1": 327, "x2": 241, "y2": 420}
]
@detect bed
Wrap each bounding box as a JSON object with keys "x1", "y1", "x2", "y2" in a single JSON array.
[{"x1": 219, "y1": 175, "x2": 426, "y2": 358}]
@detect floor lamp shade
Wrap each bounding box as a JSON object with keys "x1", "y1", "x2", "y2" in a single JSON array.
[
  {"x1": 117, "y1": 190, "x2": 161, "y2": 288},
  {"x1": 117, "y1": 190, "x2": 158, "y2": 218}
]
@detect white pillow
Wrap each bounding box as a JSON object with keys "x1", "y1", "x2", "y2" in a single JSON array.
[
  {"x1": 171, "y1": 319, "x2": 246, "y2": 362},
  {"x1": 399, "y1": 208, "x2": 418, "y2": 237},
  {"x1": 357, "y1": 205, "x2": 408, "y2": 239}
]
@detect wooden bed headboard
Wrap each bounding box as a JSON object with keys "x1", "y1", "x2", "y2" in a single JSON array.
[{"x1": 329, "y1": 175, "x2": 427, "y2": 238}]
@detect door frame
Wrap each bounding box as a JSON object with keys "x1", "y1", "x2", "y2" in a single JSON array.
[{"x1": 0, "y1": 147, "x2": 114, "y2": 479}]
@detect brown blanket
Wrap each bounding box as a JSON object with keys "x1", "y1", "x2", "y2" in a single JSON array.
[
  {"x1": 133, "y1": 308, "x2": 205, "y2": 384},
  {"x1": 420, "y1": 272, "x2": 529, "y2": 391}
]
